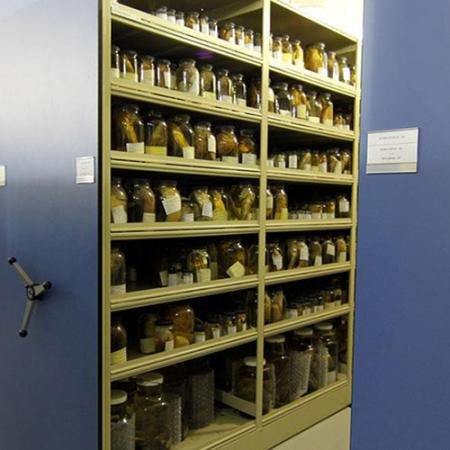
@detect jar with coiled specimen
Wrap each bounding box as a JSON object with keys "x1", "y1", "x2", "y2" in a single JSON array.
[
  {"x1": 114, "y1": 104, "x2": 145, "y2": 153},
  {"x1": 191, "y1": 187, "x2": 213, "y2": 221},
  {"x1": 232, "y1": 73, "x2": 247, "y2": 106},
  {"x1": 305, "y1": 43, "x2": 327, "y2": 76},
  {"x1": 217, "y1": 125, "x2": 239, "y2": 163},
  {"x1": 210, "y1": 187, "x2": 229, "y2": 221},
  {"x1": 216, "y1": 69, "x2": 233, "y2": 103},
  {"x1": 306, "y1": 91, "x2": 322, "y2": 123},
  {"x1": 156, "y1": 180, "x2": 182, "y2": 222},
  {"x1": 319, "y1": 93, "x2": 334, "y2": 126},
  {"x1": 218, "y1": 240, "x2": 247, "y2": 278},
  {"x1": 185, "y1": 11, "x2": 200, "y2": 32},
  {"x1": 238, "y1": 129, "x2": 257, "y2": 165},
  {"x1": 219, "y1": 22, "x2": 235, "y2": 43},
  {"x1": 273, "y1": 82, "x2": 293, "y2": 116},
  {"x1": 290, "y1": 84, "x2": 307, "y2": 119},
  {"x1": 168, "y1": 114, "x2": 194, "y2": 158},
  {"x1": 121, "y1": 50, "x2": 138, "y2": 82},
  {"x1": 145, "y1": 110, "x2": 168, "y2": 156},
  {"x1": 228, "y1": 184, "x2": 257, "y2": 220},
  {"x1": 199, "y1": 65, "x2": 216, "y2": 100},
  {"x1": 176, "y1": 59, "x2": 200, "y2": 95},
  {"x1": 194, "y1": 121, "x2": 216, "y2": 160},
  {"x1": 187, "y1": 248, "x2": 211, "y2": 283}
]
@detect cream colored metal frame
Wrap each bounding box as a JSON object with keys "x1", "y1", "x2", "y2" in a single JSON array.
[{"x1": 101, "y1": 0, "x2": 361, "y2": 448}]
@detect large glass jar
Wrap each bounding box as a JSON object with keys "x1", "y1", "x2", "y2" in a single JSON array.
[
  {"x1": 292, "y1": 40, "x2": 304, "y2": 69},
  {"x1": 194, "y1": 121, "x2": 216, "y2": 160},
  {"x1": 219, "y1": 240, "x2": 247, "y2": 278},
  {"x1": 272, "y1": 185, "x2": 288, "y2": 220},
  {"x1": 266, "y1": 188, "x2": 274, "y2": 219},
  {"x1": 327, "y1": 149, "x2": 343, "y2": 174},
  {"x1": 338, "y1": 56, "x2": 351, "y2": 84},
  {"x1": 236, "y1": 356, "x2": 273, "y2": 414},
  {"x1": 114, "y1": 104, "x2": 145, "y2": 153},
  {"x1": 187, "y1": 248, "x2": 211, "y2": 282},
  {"x1": 121, "y1": 50, "x2": 138, "y2": 82},
  {"x1": 289, "y1": 327, "x2": 314, "y2": 398},
  {"x1": 145, "y1": 110, "x2": 168, "y2": 156},
  {"x1": 111, "y1": 177, "x2": 128, "y2": 224},
  {"x1": 244, "y1": 28, "x2": 254, "y2": 50},
  {"x1": 322, "y1": 237, "x2": 336, "y2": 264},
  {"x1": 168, "y1": 304, "x2": 195, "y2": 346},
  {"x1": 267, "y1": 242, "x2": 283, "y2": 272},
  {"x1": 254, "y1": 32, "x2": 262, "y2": 53},
  {"x1": 290, "y1": 84, "x2": 307, "y2": 119},
  {"x1": 139, "y1": 55, "x2": 155, "y2": 86},
  {"x1": 111, "y1": 390, "x2": 135, "y2": 450},
  {"x1": 272, "y1": 35, "x2": 282, "y2": 60},
  {"x1": 268, "y1": 83, "x2": 276, "y2": 113},
  {"x1": 280, "y1": 34, "x2": 292, "y2": 65},
  {"x1": 297, "y1": 239, "x2": 309, "y2": 268},
  {"x1": 341, "y1": 150, "x2": 352, "y2": 174},
  {"x1": 219, "y1": 22, "x2": 235, "y2": 43},
  {"x1": 135, "y1": 373, "x2": 172, "y2": 450},
  {"x1": 211, "y1": 187, "x2": 229, "y2": 221},
  {"x1": 229, "y1": 184, "x2": 256, "y2": 220},
  {"x1": 248, "y1": 78, "x2": 261, "y2": 110},
  {"x1": 111, "y1": 45, "x2": 120, "y2": 79},
  {"x1": 191, "y1": 187, "x2": 213, "y2": 221},
  {"x1": 138, "y1": 181, "x2": 155, "y2": 223},
  {"x1": 111, "y1": 248, "x2": 126, "y2": 296},
  {"x1": 310, "y1": 323, "x2": 338, "y2": 389},
  {"x1": 299, "y1": 149, "x2": 312, "y2": 171},
  {"x1": 309, "y1": 238, "x2": 323, "y2": 266},
  {"x1": 305, "y1": 43, "x2": 327, "y2": 75},
  {"x1": 336, "y1": 193, "x2": 351, "y2": 218},
  {"x1": 185, "y1": 11, "x2": 200, "y2": 32},
  {"x1": 156, "y1": 59, "x2": 172, "y2": 89},
  {"x1": 232, "y1": 73, "x2": 247, "y2": 106},
  {"x1": 235, "y1": 25, "x2": 245, "y2": 46},
  {"x1": 217, "y1": 125, "x2": 239, "y2": 163},
  {"x1": 306, "y1": 91, "x2": 322, "y2": 123},
  {"x1": 320, "y1": 93, "x2": 334, "y2": 126},
  {"x1": 265, "y1": 335, "x2": 290, "y2": 407},
  {"x1": 111, "y1": 317, "x2": 127, "y2": 365},
  {"x1": 270, "y1": 289, "x2": 286, "y2": 323},
  {"x1": 216, "y1": 69, "x2": 234, "y2": 103},
  {"x1": 127, "y1": 179, "x2": 145, "y2": 223},
  {"x1": 327, "y1": 51, "x2": 339, "y2": 81},
  {"x1": 156, "y1": 180, "x2": 182, "y2": 222},
  {"x1": 168, "y1": 114, "x2": 194, "y2": 158},
  {"x1": 335, "y1": 236, "x2": 348, "y2": 263},
  {"x1": 238, "y1": 129, "x2": 257, "y2": 165},
  {"x1": 273, "y1": 82, "x2": 293, "y2": 116},
  {"x1": 286, "y1": 239, "x2": 299, "y2": 270},
  {"x1": 199, "y1": 65, "x2": 216, "y2": 100},
  {"x1": 176, "y1": 59, "x2": 200, "y2": 95}
]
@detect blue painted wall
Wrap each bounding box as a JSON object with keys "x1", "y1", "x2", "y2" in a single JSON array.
[
  {"x1": 352, "y1": 1, "x2": 450, "y2": 449},
  {"x1": 0, "y1": 1, "x2": 99, "y2": 449}
]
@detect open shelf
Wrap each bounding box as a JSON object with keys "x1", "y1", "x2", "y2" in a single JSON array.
[
  {"x1": 266, "y1": 167, "x2": 353, "y2": 185},
  {"x1": 266, "y1": 218, "x2": 352, "y2": 233}
]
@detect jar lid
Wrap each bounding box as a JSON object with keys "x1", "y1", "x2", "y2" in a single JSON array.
[
  {"x1": 155, "y1": 319, "x2": 173, "y2": 326},
  {"x1": 294, "y1": 327, "x2": 313, "y2": 337},
  {"x1": 281, "y1": 34, "x2": 290, "y2": 39},
  {"x1": 188, "y1": 11, "x2": 200, "y2": 16},
  {"x1": 125, "y1": 49, "x2": 138, "y2": 57},
  {"x1": 315, "y1": 322, "x2": 334, "y2": 331},
  {"x1": 199, "y1": 64, "x2": 213, "y2": 71},
  {"x1": 111, "y1": 389, "x2": 128, "y2": 405},
  {"x1": 179, "y1": 58, "x2": 196, "y2": 65},
  {"x1": 156, "y1": 6, "x2": 167, "y2": 12},
  {"x1": 112, "y1": 45, "x2": 120, "y2": 53},
  {"x1": 137, "y1": 372, "x2": 164, "y2": 386},
  {"x1": 244, "y1": 356, "x2": 266, "y2": 367},
  {"x1": 141, "y1": 54, "x2": 155, "y2": 61},
  {"x1": 217, "y1": 68, "x2": 229, "y2": 75},
  {"x1": 157, "y1": 58, "x2": 171, "y2": 65},
  {"x1": 231, "y1": 73, "x2": 244, "y2": 80},
  {"x1": 167, "y1": 8, "x2": 176, "y2": 14},
  {"x1": 246, "y1": 28, "x2": 254, "y2": 33},
  {"x1": 174, "y1": 113, "x2": 191, "y2": 122},
  {"x1": 265, "y1": 335, "x2": 286, "y2": 344},
  {"x1": 195, "y1": 121, "x2": 212, "y2": 128}
]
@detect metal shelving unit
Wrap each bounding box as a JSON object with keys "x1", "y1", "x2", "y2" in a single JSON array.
[{"x1": 102, "y1": 0, "x2": 361, "y2": 448}]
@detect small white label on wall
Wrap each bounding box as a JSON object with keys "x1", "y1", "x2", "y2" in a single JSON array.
[
  {"x1": 76, "y1": 157, "x2": 95, "y2": 184},
  {"x1": 0, "y1": 165, "x2": 6, "y2": 187}
]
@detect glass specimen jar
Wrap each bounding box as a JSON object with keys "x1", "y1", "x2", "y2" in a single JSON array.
[
  {"x1": 139, "y1": 55, "x2": 155, "y2": 86},
  {"x1": 327, "y1": 51, "x2": 339, "y2": 81},
  {"x1": 335, "y1": 236, "x2": 348, "y2": 263},
  {"x1": 185, "y1": 11, "x2": 200, "y2": 32},
  {"x1": 145, "y1": 110, "x2": 168, "y2": 156},
  {"x1": 320, "y1": 93, "x2": 334, "y2": 126},
  {"x1": 290, "y1": 84, "x2": 307, "y2": 119},
  {"x1": 281, "y1": 34, "x2": 293, "y2": 65},
  {"x1": 334, "y1": 111, "x2": 346, "y2": 128},
  {"x1": 155, "y1": 6, "x2": 168, "y2": 20},
  {"x1": 168, "y1": 114, "x2": 194, "y2": 158},
  {"x1": 344, "y1": 112, "x2": 353, "y2": 131},
  {"x1": 114, "y1": 104, "x2": 145, "y2": 153},
  {"x1": 267, "y1": 242, "x2": 283, "y2": 272},
  {"x1": 229, "y1": 184, "x2": 256, "y2": 220},
  {"x1": 327, "y1": 149, "x2": 343, "y2": 174},
  {"x1": 274, "y1": 153, "x2": 286, "y2": 169},
  {"x1": 292, "y1": 39, "x2": 304, "y2": 69},
  {"x1": 286, "y1": 239, "x2": 299, "y2": 270},
  {"x1": 216, "y1": 69, "x2": 234, "y2": 103},
  {"x1": 127, "y1": 179, "x2": 145, "y2": 223},
  {"x1": 138, "y1": 313, "x2": 158, "y2": 354},
  {"x1": 181, "y1": 197, "x2": 195, "y2": 222},
  {"x1": 268, "y1": 83, "x2": 276, "y2": 112},
  {"x1": 236, "y1": 309, "x2": 248, "y2": 332},
  {"x1": 208, "y1": 18, "x2": 218, "y2": 38},
  {"x1": 288, "y1": 151, "x2": 298, "y2": 169},
  {"x1": 139, "y1": 180, "x2": 156, "y2": 223},
  {"x1": 238, "y1": 129, "x2": 257, "y2": 165},
  {"x1": 167, "y1": 9, "x2": 176, "y2": 23},
  {"x1": 266, "y1": 188, "x2": 274, "y2": 219},
  {"x1": 219, "y1": 22, "x2": 235, "y2": 43},
  {"x1": 210, "y1": 187, "x2": 229, "y2": 221},
  {"x1": 270, "y1": 289, "x2": 286, "y2": 322},
  {"x1": 205, "y1": 321, "x2": 221, "y2": 340},
  {"x1": 254, "y1": 32, "x2": 262, "y2": 53},
  {"x1": 191, "y1": 187, "x2": 213, "y2": 222},
  {"x1": 235, "y1": 25, "x2": 245, "y2": 46},
  {"x1": 325, "y1": 198, "x2": 336, "y2": 219},
  {"x1": 272, "y1": 35, "x2": 282, "y2": 60},
  {"x1": 170, "y1": 63, "x2": 177, "y2": 90},
  {"x1": 322, "y1": 237, "x2": 336, "y2": 264},
  {"x1": 248, "y1": 78, "x2": 261, "y2": 109},
  {"x1": 199, "y1": 64, "x2": 216, "y2": 100},
  {"x1": 111, "y1": 390, "x2": 135, "y2": 450},
  {"x1": 306, "y1": 91, "x2": 322, "y2": 123},
  {"x1": 305, "y1": 43, "x2": 327, "y2": 76},
  {"x1": 154, "y1": 319, "x2": 175, "y2": 352},
  {"x1": 175, "y1": 11, "x2": 185, "y2": 26},
  {"x1": 297, "y1": 239, "x2": 309, "y2": 267},
  {"x1": 265, "y1": 335, "x2": 290, "y2": 407},
  {"x1": 244, "y1": 28, "x2": 254, "y2": 50},
  {"x1": 156, "y1": 59, "x2": 171, "y2": 89},
  {"x1": 219, "y1": 240, "x2": 247, "y2": 278},
  {"x1": 111, "y1": 45, "x2": 120, "y2": 79},
  {"x1": 168, "y1": 304, "x2": 195, "y2": 346},
  {"x1": 187, "y1": 248, "x2": 211, "y2": 282},
  {"x1": 199, "y1": 10, "x2": 209, "y2": 34},
  {"x1": 341, "y1": 150, "x2": 352, "y2": 174},
  {"x1": 176, "y1": 59, "x2": 200, "y2": 95},
  {"x1": 111, "y1": 317, "x2": 127, "y2": 365},
  {"x1": 111, "y1": 247, "x2": 126, "y2": 295},
  {"x1": 351, "y1": 65, "x2": 357, "y2": 85},
  {"x1": 309, "y1": 238, "x2": 323, "y2": 266},
  {"x1": 232, "y1": 73, "x2": 247, "y2": 106},
  {"x1": 219, "y1": 311, "x2": 237, "y2": 335},
  {"x1": 273, "y1": 82, "x2": 293, "y2": 116},
  {"x1": 121, "y1": 50, "x2": 138, "y2": 82},
  {"x1": 336, "y1": 193, "x2": 351, "y2": 218},
  {"x1": 272, "y1": 185, "x2": 288, "y2": 220},
  {"x1": 135, "y1": 373, "x2": 172, "y2": 450},
  {"x1": 236, "y1": 356, "x2": 273, "y2": 414},
  {"x1": 338, "y1": 56, "x2": 351, "y2": 84},
  {"x1": 299, "y1": 149, "x2": 312, "y2": 171},
  {"x1": 311, "y1": 323, "x2": 338, "y2": 389},
  {"x1": 156, "y1": 180, "x2": 182, "y2": 222},
  {"x1": 111, "y1": 177, "x2": 128, "y2": 224},
  {"x1": 194, "y1": 121, "x2": 216, "y2": 160},
  {"x1": 310, "y1": 200, "x2": 323, "y2": 219},
  {"x1": 216, "y1": 125, "x2": 239, "y2": 163}
]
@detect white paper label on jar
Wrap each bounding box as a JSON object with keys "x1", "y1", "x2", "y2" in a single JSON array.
[
  {"x1": 328, "y1": 212, "x2": 335, "y2": 220},
  {"x1": 165, "y1": 340, "x2": 174, "y2": 351},
  {"x1": 308, "y1": 116, "x2": 320, "y2": 124},
  {"x1": 314, "y1": 255, "x2": 323, "y2": 266},
  {"x1": 111, "y1": 284, "x2": 126, "y2": 296},
  {"x1": 319, "y1": 162, "x2": 327, "y2": 173},
  {"x1": 227, "y1": 326, "x2": 237, "y2": 335},
  {"x1": 312, "y1": 212, "x2": 321, "y2": 220},
  {"x1": 237, "y1": 98, "x2": 247, "y2": 107},
  {"x1": 322, "y1": 212, "x2": 328, "y2": 220},
  {"x1": 338, "y1": 252, "x2": 347, "y2": 263},
  {"x1": 159, "y1": 270, "x2": 168, "y2": 286},
  {"x1": 126, "y1": 142, "x2": 145, "y2": 153},
  {"x1": 287, "y1": 308, "x2": 298, "y2": 318},
  {"x1": 300, "y1": 247, "x2": 309, "y2": 261},
  {"x1": 182, "y1": 272, "x2": 194, "y2": 284},
  {"x1": 212, "y1": 328, "x2": 221, "y2": 339},
  {"x1": 245, "y1": 43, "x2": 254, "y2": 50},
  {"x1": 124, "y1": 72, "x2": 138, "y2": 82},
  {"x1": 279, "y1": 109, "x2": 292, "y2": 117},
  {"x1": 327, "y1": 370, "x2": 337, "y2": 384},
  {"x1": 200, "y1": 23, "x2": 209, "y2": 34},
  {"x1": 146, "y1": 145, "x2": 167, "y2": 156},
  {"x1": 327, "y1": 244, "x2": 336, "y2": 256},
  {"x1": 202, "y1": 91, "x2": 217, "y2": 101},
  {"x1": 272, "y1": 254, "x2": 283, "y2": 271},
  {"x1": 276, "y1": 161, "x2": 286, "y2": 169},
  {"x1": 226, "y1": 261, "x2": 246, "y2": 278},
  {"x1": 242, "y1": 153, "x2": 257, "y2": 165},
  {"x1": 156, "y1": 12, "x2": 167, "y2": 20},
  {"x1": 142, "y1": 69, "x2": 155, "y2": 85},
  {"x1": 339, "y1": 198, "x2": 350, "y2": 213},
  {"x1": 318, "y1": 67, "x2": 328, "y2": 77},
  {"x1": 267, "y1": 159, "x2": 275, "y2": 168},
  {"x1": 323, "y1": 119, "x2": 334, "y2": 127},
  {"x1": 143, "y1": 213, "x2": 156, "y2": 223},
  {"x1": 162, "y1": 196, "x2": 181, "y2": 215},
  {"x1": 112, "y1": 205, "x2": 127, "y2": 224},
  {"x1": 342, "y1": 68, "x2": 351, "y2": 83},
  {"x1": 254, "y1": 45, "x2": 262, "y2": 54},
  {"x1": 266, "y1": 195, "x2": 274, "y2": 210},
  {"x1": 176, "y1": 19, "x2": 184, "y2": 26},
  {"x1": 197, "y1": 268, "x2": 212, "y2": 283},
  {"x1": 272, "y1": 50, "x2": 282, "y2": 60},
  {"x1": 182, "y1": 146, "x2": 195, "y2": 159},
  {"x1": 111, "y1": 347, "x2": 127, "y2": 365},
  {"x1": 202, "y1": 202, "x2": 213, "y2": 218},
  {"x1": 140, "y1": 337, "x2": 156, "y2": 354},
  {"x1": 303, "y1": 306, "x2": 312, "y2": 315},
  {"x1": 163, "y1": 71, "x2": 171, "y2": 88},
  {"x1": 209, "y1": 29, "x2": 217, "y2": 38},
  {"x1": 241, "y1": 323, "x2": 247, "y2": 331},
  {"x1": 303, "y1": 163, "x2": 312, "y2": 171},
  {"x1": 334, "y1": 161, "x2": 343, "y2": 174},
  {"x1": 294, "y1": 59, "x2": 304, "y2": 69},
  {"x1": 297, "y1": 104, "x2": 307, "y2": 119},
  {"x1": 194, "y1": 333, "x2": 206, "y2": 343},
  {"x1": 208, "y1": 135, "x2": 216, "y2": 153},
  {"x1": 111, "y1": 68, "x2": 120, "y2": 79},
  {"x1": 221, "y1": 95, "x2": 233, "y2": 104},
  {"x1": 288, "y1": 154, "x2": 298, "y2": 168},
  {"x1": 168, "y1": 272, "x2": 178, "y2": 287},
  {"x1": 182, "y1": 213, "x2": 194, "y2": 222},
  {"x1": 222, "y1": 156, "x2": 239, "y2": 164}
]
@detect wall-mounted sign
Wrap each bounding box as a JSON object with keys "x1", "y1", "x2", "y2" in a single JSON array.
[
  {"x1": 367, "y1": 128, "x2": 419, "y2": 174},
  {"x1": 76, "y1": 156, "x2": 95, "y2": 184},
  {"x1": 0, "y1": 165, "x2": 5, "y2": 187}
]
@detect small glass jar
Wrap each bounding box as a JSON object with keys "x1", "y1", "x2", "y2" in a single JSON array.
[
  {"x1": 194, "y1": 121, "x2": 216, "y2": 160},
  {"x1": 290, "y1": 84, "x2": 307, "y2": 119},
  {"x1": 154, "y1": 319, "x2": 174, "y2": 352},
  {"x1": 156, "y1": 6, "x2": 168, "y2": 20},
  {"x1": 138, "y1": 313, "x2": 158, "y2": 355},
  {"x1": 168, "y1": 304, "x2": 195, "y2": 346},
  {"x1": 111, "y1": 389, "x2": 135, "y2": 450},
  {"x1": 168, "y1": 114, "x2": 194, "y2": 158},
  {"x1": 199, "y1": 10, "x2": 209, "y2": 34},
  {"x1": 299, "y1": 149, "x2": 312, "y2": 171},
  {"x1": 187, "y1": 247, "x2": 211, "y2": 281},
  {"x1": 273, "y1": 82, "x2": 293, "y2": 116},
  {"x1": 191, "y1": 187, "x2": 214, "y2": 222},
  {"x1": 235, "y1": 25, "x2": 245, "y2": 46},
  {"x1": 336, "y1": 193, "x2": 351, "y2": 218},
  {"x1": 185, "y1": 11, "x2": 200, "y2": 32},
  {"x1": 272, "y1": 35, "x2": 282, "y2": 60},
  {"x1": 111, "y1": 177, "x2": 128, "y2": 224},
  {"x1": 208, "y1": 18, "x2": 218, "y2": 38},
  {"x1": 238, "y1": 129, "x2": 257, "y2": 165},
  {"x1": 217, "y1": 125, "x2": 239, "y2": 163},
  {"x1": 334, "y1": 111, "x2": 346, "y2": 129},
  {"x1": 244, "y1": 29, "x2": 254, "y2": 50},
  {"x1": 319, "y1": 93, "x2": 334, "y2": 126},
  {"x1": 145, "y1": 110, "x2": 168, "y2": 156},
  {"x1": 344, "y1": 112, "x2": 353, "y2": 131},
  {"x1": 205, "y1": 321, "x2": 221, "y2": 340},
  {"x1": 216, "y1": 69, "x2": 234, "y2": 103},
  {"x1": 175, "y1": 11, "x2": 185, "y2": 26},
  {"x1": 181, "y1": 197, "x2": 195, "y2": 222},
  {"x1": 199, "y1": 64, "x2": 216, "y2": 100},
  {"x1": 309, "y1": 239, "x2": 323, "y2": 266},
  {"x1": 325, "y1": 198, "x2": 336, "y2": 219},
  {"x1": 327, "y1": 149, "x2": 343, "y2": 174},
  {"x1": 219, "y1": 22, "x2": 235, "y2": 43},
  {"x1": 281, "y1": 35, "x2": 293, "y2": 65},
  {"x1": 211, "y1": 187, "x2": 229, "y2": 221},
  {"x1": 311, "y1": 200, "x2": 323, "y2": 220},
  {"x1": 338, "y1": 56, "x2": 351, "y2": 84},
  {"x1": 335, "y1": 236, "x2": 348, "y2": 263},
  {"x1": 194, "y1": 324, "x2": 206, "y2": 343},
  {"x1": 167, "y1": 8, "x2": 176, "y2": 23},
  {"x1": 274, "y1": 153, "x2": 286, "y2": 169},
  {"x1": 311, "y1": 323, "x2": 338, "y2": 389},
  {"x1": 157, "y1": 180, "x2": 182, "y2": 222},
  {"x1": 265, "y1": 335, "x2": 290, "y2": 407},
  {"x1": 220, "y1": 311, "x2": 237, "y2": 335},
  {"x1": 139, "y1": 55, "x2": 155, "y2": 86},
  {"x1": 111, "y1": 248, "x2": 126, "y2": 296},
  {"x1": 111, "y1": 317, "x2": 127, "y2": 365},
  {"x1": 268, "y1": 242, "x2": 283, "y2": 272},
  {"x1": 121, "y1": 50, "x2": 138, "y2": 82},
  {"x1": 341, "y1": 150, "x2": 352, "y2": 174},
  {"x1": 248, "y1": 78, "x2": 261, "y2": 110},
  {"x1": 254, "y1": 32, "x2": 262, "y2": 53},
  {"x1": 114, "y1": 104, "x2": 145, "y2": 153},
  {"x1": 306, "y1": 91, "x2": 322, "y2": 123},
  {"x1": 236, "y1": 309, "x2": 248, "y2": 332},
  {"x1": 232, "y1": 73, "x2": 247, "y2": 106},
  {"x1": 111, "y1": 45, "x2": 120, "y2": 79},
  {"x1": 322, "y1": 237, "x2": 336, "y2": 264},
  {"x1": 156, "y1": 59, "x2": 172, "y2": 89},
  {"x1": 297, "y1": 239, "x2": 309, "y2": 267},
  {"x1": 287, "y1": 151, "x2": 298, "y2": 169},
  {"x1": 273, "y1": 185, "x2": 288, "y2": 220},
  {"x1": 176, "y1": 59, "x2": 200, "y2": 95},
  {"x1": 292, "y1": 39, "x2": 304, "y2": 69},
  {"x1": 327, "y1": 51, "x2": 339, "y2": 81}
]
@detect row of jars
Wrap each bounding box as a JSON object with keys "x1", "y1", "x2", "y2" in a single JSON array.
[
  {"x1": 113, "y1": 105, "x2": 258, "y2": 161},
  {"x1": 269, "y1": 148, "x2": 352, "y2": 174}
]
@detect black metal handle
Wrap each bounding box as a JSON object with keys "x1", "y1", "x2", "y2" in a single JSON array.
[{"x1": 8, "y1": 257, "x2": 52, "y2": 337}]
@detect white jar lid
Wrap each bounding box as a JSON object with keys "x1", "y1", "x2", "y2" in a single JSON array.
[
  {"x1": 137, "y1": 372, "x2": 164, "y2": 386},
  {"x1": 244, "y1": 356, "x2": 266, "y2": 367},
  {"x1": 314, "y1": 322, "x2": 333, "y2": 331},
  {"x1": 111, "y1": 389, "x2": 128, "y2": 405},
  {"x1": 265, "y1": 334, "x2": 286, "y2": 344},
  {"x1": 294, "y1": 327, "x2": 313, "y2": 337}
]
